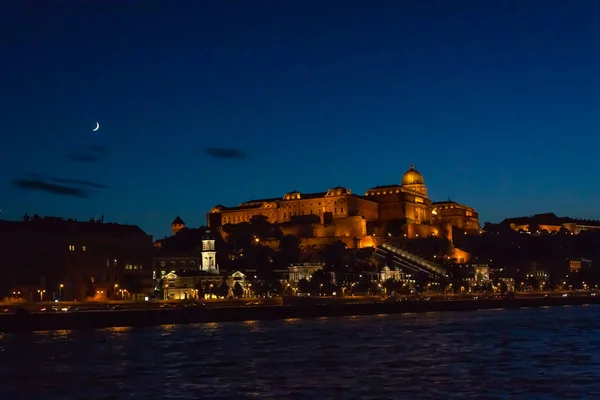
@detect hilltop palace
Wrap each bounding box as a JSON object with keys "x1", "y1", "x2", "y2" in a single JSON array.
[{"x1": 205, "y1": 165, "x2": 480, "y2": 248}]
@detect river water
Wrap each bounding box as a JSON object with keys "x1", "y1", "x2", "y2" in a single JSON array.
[{"x1": 1, "y1": 305, "x2": 599, "y2": 399}]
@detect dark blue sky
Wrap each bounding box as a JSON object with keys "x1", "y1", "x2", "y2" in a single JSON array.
[{"x1": 1, "y1": 0, "x2": 599, "y2": 239}]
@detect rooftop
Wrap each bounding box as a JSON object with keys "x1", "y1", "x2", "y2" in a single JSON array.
[{"x1": 0, "y1": 214, "x2": 149, "y2": 236}]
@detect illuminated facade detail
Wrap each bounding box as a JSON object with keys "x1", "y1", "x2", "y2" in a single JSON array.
[
  {"x1": 162, "y1": 270, "x2": 247, "y2": 300},
  {"x1": 201, "y1": 230, "x2": 218, "y2": 274},
  {"x1": 209, "y1": 186, "x2": 379, "y2": 226},
  {"x1": 432, "y1": 201, "x2": 481, "y2": 230},
  {"x1": 364, "y1": 165, "x2": 432, "y2": 224},
  {"x1": 569, "y1": 258, "x2": 591, "y2": 273},
  {"x1": 171, "y1": 216, "x2": 185, "y2": 235}
]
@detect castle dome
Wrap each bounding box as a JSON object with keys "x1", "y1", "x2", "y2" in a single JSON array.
[{"x1": 401, "y1": 165, "x2": 424, "y2": 186}]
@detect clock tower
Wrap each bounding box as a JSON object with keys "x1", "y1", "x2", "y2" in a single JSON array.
[{"x1": 201, "y1": 230, "x2": 218, "y2": 274}]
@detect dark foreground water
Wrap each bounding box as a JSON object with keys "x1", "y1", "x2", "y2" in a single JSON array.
[{"x1": 1, "y1": 305, "x2": 600, "y2": 399}]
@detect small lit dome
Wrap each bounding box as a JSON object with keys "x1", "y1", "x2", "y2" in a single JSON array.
[
  {"x1": 401, "y1": 165, "x2": 424, "y2": 186},
  {"x1": 326, "y1": 186, "x2": 351, "y2": 196},
  {"x1": 284, "y1": 191, "x2": 301, "y2": 200}
]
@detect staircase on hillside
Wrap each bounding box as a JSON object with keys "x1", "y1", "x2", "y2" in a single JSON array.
[{"x1": 374, "y1": 243, "x2": 446, "y2": 279}]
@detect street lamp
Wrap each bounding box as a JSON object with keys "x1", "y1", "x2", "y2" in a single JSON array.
[
  {"x1": 59, "y1": 284, "x2": 64, "y2": 300},
  {"x1": 114, "y1": 284, "x2": 119, "y2": 300},
  {"x1": 37, "y1": 289, "x2": 45, "y2": 302}
]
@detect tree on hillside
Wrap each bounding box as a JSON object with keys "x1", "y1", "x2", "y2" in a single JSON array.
[
  {"x1": 205, "y1": 280, "x2": 215, "y2": 297},
  {"x1": 323, "y1": 240, "x2": 346, "y2": 271},
  {"x1": 250, "y1": 214, "x2": 269, "y2": 225},
  {"x1": 297, "y1": 278, "x2": 311, "y2": 294},
  {"x1": 223, "y1": 222, "x2": 253, "y2": 249},
  {"x1": 194, "y1": 281, "x2": 204, "y2": 298},
  {"x1": 233, "y1": 282, "x2": 244, "y2": 298},
  {"x1": 382, "y1": 278, "x2": 399, "y2": 295},
  {"x1": 249, "y1": 215, "x2": 281, "y2": 239},
  {"x1": 217, "y1": 278, "x2": 229, "y2": 298},
  {"x1": 251, "y1": 280, "x2": 271, "y2": 297},
  {"x1": 279, "y1": 234, "x2": 301, "y2": 264},
  {"x1": 527, "y1": 221, "x2": 540, "y2": 234},
  {"x1": 311, "y1": 269, "x2": 331, "y2": 285},
  {"x1": 558, "y1": 226, "x2": 570, "y2": 236}
]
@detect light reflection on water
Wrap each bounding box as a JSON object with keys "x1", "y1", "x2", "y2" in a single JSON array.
[{"x1": 2, "y1": 306, "x2": 600, "y2": 399}]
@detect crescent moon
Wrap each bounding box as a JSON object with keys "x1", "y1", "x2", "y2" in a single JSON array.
[{"x1": 93, "y1": 122, "x2": 100, "y2": 132}]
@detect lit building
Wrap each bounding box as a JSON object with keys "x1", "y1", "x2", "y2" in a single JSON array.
[
  {"x1": 162, "y1": 270, "x2": 247, "y2": 300},
  {"x1": 207, "y1": 165, "x2": 479, "y2": 245},
  {"x1": 157, "y1": 230, "x2": 248, "y2": 299},
  {"x1": 501, "y1": 213, "x2": 600, "y2": 235},
  {"x1": 362, "y1": 265, "x2": 406, "y2": 282},
  {"x1": 364, "y1": 166, "x2": 431, "y2": 223},
  {"x1": 209, "y1": 186, "x2": 378, "y2": 226},
  {"x1": 287, "y1": 263, "x2": 329, "y2": 286},
  {"x1": 432, "y1": 201, "x2": 480, "y2": 230},
  {"x1": 569, "y1": 258, "x2": 592, "y2": 273}
]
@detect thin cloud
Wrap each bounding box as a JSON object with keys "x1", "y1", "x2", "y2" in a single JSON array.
[
  {"x1": 204, "y1": 147, "x2": 247, "y2": 160},
  {"x1": 64, "y1": 146, "x2": 109, "y2": 162},
  {"x1": 52, "y1": 178, "x2": 108, "y2": 189},
  {"x1": 11, "y1": 178, "x2": 88, "y2": 198}
]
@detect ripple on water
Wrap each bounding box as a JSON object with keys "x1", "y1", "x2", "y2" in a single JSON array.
[{"x1": 1, "y1": 306, "x2": 600, "y2": 399}]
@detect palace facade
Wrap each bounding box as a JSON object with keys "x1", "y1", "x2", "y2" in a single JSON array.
[{"x1": 207, "y1": 165, "x2": 480, "y2": 246}]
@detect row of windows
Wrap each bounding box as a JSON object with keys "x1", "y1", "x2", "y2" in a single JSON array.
[
  {"x1": 88, "y1": 274, "x2": 119, "y2": 284},
  {"x1": 223, "y1": 213, "x2": 276, "y2": 224},
  {"x1": 125, "y1": 264, "x2": 143, "y2": 270},
  {"x1": 222, "y1": 200, "x2": 350, "y2": 224},
  {"x1": 283, "y1": 200, "x2": 347, "y2": 209},
  {"x1": 158, "y1": 260, "x2": 197, "y2": 267},
  {"x1": 68, "y1": 245, "x2": 86, "y2": 251},
  {"x1": 224, "y1": 206, "x2": 354, "y2": 224},
  {"x1": 283, "y1": 207, "x2": 345, "y2": 218}
]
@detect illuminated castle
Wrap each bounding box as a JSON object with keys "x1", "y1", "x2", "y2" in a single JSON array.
[{"x1": 206, "y1": 165, "x2": 479, "y2": 246}]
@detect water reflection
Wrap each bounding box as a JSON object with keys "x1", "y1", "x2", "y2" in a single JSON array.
[{"x1": 1, "y1": 306, "x2": 600, "y2": 399}]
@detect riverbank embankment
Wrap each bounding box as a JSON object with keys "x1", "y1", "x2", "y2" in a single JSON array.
[{"x1": 0, "y1": 294, "x2": 597, "y2": 333}]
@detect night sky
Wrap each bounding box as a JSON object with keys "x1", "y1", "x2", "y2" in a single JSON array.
[{"x1": 1, "y1": 0, "x2": 599, "y2": 239}]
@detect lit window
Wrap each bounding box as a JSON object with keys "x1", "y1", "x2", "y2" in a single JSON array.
[
  {"x1": 82, "y1": 246, "x2": 86, "y2": 251},
  {"x1": 68, "y1": 245, "x2": 75, "y2": 251}
]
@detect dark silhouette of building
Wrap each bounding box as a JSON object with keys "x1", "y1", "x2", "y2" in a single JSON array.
[
  {"x1": 171, "y1": 216, "x2": 185, "y2": 235},
  {"x1": 0, "y1": 214, "x2": 153, "y2": 301},
  {"x1": 500, "y1": 213, "x2": 600, "y2": 235}
]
